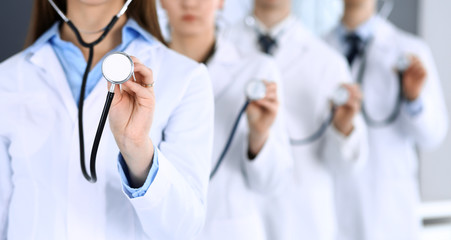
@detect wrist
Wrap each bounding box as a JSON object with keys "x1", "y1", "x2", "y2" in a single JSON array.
[
  {"x1": 248, "y1": 130, "x2": 269, "y2": 159},
  {"x1": 120, "y1": 138, "x2": 155, "y2": 188},
  {"x1": 334, "y1": 122, "x2": 354, "y2": 137}
]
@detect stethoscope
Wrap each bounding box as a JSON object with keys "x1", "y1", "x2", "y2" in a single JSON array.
[
  {"x1": 350, "y1": 0, "x2": 412, "y2": 127},
  {"x1": 48, "y1": 0, "x2": 134, "y2": 183},
  {"x1": 356, "y1": 44, "x2": 410, "y2": 127},
  {"x1": 209, "y1": 80, "x2": 267, "y2": 179},
  {"x1": 290, "y1": 87, "x2": 350, "y2": 145},
  {"x1": 209, "y1": 81, "x2": 351, "y2": 179}
]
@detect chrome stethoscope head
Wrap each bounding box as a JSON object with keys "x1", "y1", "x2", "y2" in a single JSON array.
[
  {"x1": 396, "y1": 55, "x2": 411, "y2": 72},
  {"x1": 332, "y1": 86, "x2": 350, "y2": 107},
  {"x1": 102, "y1": 52, "x2": 135, "y2": 91},
  {"x1": 246, "y1": 79, "x2": 267, "y2": 101}
]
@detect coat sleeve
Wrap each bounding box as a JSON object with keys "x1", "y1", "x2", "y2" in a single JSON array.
[
  {"x1": 241, "y1": 58, "x2": 294, "y2": 194},
  {"x1": 121, "y1": 65, "x2": 214, "y2": 239},
  {"x1": 399, "y1": 43, "x2": 449, "y2": 150},
  {"x1": 320, "y1": 54, "x2": 369, "y2": 171},
  {"x1": 0, "y1": 137, "x2": 12, "y2": 240}
]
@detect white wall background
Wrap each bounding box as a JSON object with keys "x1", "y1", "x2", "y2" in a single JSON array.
[{"x1": 418, "y1": 0, "x2": 451, "y2": 201}]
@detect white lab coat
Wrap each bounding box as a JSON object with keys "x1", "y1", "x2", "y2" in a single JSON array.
[
  {"x1": 0, "y1": 36, "x2": 215, "y2": 240},
  {"x1": 196, "y1": 38, "x2": 293, "y2": 240},
  {"x1": 223, "y1": 17, "x2": 368, "y2": 240},
  {"x1": 325, "y1": 16, "x2": 449, "y2": 240}
]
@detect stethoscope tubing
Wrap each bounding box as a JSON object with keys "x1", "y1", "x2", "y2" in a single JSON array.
[
  {"x1": 290, "y1": 106, "x2": 337, "y2": 145},
  {"x1": 48, "y1": 0, "x2": 129, "y2": 182},
  {"x1": 356, "y1": 39, "x2": 405, "y2": 128},
  {"x1": 210, "y1": 101, "x2": 250, "y2": 180}
]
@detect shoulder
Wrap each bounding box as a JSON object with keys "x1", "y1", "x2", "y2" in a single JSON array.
[
  {"x1": 394, "y1": 26, "x2": 430, "y2": 52},
  {"x1": 375, "y1": 18, "x2": 430, "y2": 52},
  {"x1": 289, "y1": 20, "x2": 347, "y2": 65},
  {"x1": 222, "y1": 19, "x2": 249, "y2": 39},
  {"x1": 130, "y1": 38, "x2": 209, "y2": 84},
  {"x1": 0, "y1": 51, "x2": 30, "y2": 91}
]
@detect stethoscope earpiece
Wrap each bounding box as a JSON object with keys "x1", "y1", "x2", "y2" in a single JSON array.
[
  {"x1": 102, "y1": 52, "x2": 134, "y2": 86},
  {"x1": 246, "y1": 80, "x2": 267, "y2": 101}
]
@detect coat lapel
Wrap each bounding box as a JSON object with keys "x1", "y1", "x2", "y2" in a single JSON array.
[{"x1": 27, "y1": 44, "x2": 78, "y2": 120}]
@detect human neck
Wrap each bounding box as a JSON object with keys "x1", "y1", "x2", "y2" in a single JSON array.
[
  {"x1": 60, "y1": 0, "x2": 127, "y2": 66},
  {"x1": 170, "y1": 29, "x2": 216, "y2": 63},
  {"x1": 254, "y1": 2, "x2": 291, "y2": 29},
  {"x1": 342, "y1": 2, "x2": 375, "y2": 30}
]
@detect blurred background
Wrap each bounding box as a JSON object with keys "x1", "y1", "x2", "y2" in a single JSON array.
[{"x1": 1, "y1": 0, "x2": 450, "y2": 239}]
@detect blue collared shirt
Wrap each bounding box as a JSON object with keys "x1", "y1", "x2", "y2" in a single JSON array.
[
  {"x1": 335, "y1": 15, "x2": 424, "y2": 117},
  {"x1": 31, "y1": 19, "x2": 159, "y2": 197}
]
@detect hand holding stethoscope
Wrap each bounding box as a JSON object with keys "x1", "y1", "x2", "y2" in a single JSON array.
[
  {"x1": 107, "y1": 55, "x2": 156, "y2": 187},
  {"x1": 332, "y1": 84, "x2": 363, "y2": 136},
  {"x1": 210, "y1": 80, "x2": 278, "y2": 179},
  {"x1": 289, "y1": 84, "x2": 362, "y2": 145},
  {"x1": 246, "y1": 81, "x2": 279, "y2": 158},
  {"x1": 401, "y1": 55, "x2": 427, "y2": 101}
]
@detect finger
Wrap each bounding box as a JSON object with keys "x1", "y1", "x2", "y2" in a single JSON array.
[
  {"x1": 264, "y1": 81, "x2": 277, "y2": 89},
  {"x1": 253, "y1": 98, "x2": 279, "y2": 113},
  {"x1": 130, "y1": 55, "x2": 143, "y2": 65},
  {"x1": 264, "y1": 91, "x2": 278, "y2": 103},
  {"x1": 264, "y1": 87, "x2": 278, "y2": 101},
  {"x1": 133, "y1": 63, "x2": 155, "y2": 87},
  {"x1": 263, "y1": 81, "x2": 277, "y2": 93},
  {"x1": 122, "y1": 79, "x2": 154, "y2": 100},
  {"x1": 342, "y1": 84, "x2": 363, "y2": 102}
]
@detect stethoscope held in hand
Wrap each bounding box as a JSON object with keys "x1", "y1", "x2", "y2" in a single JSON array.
[
  {"x1": 210, "y1": 80, "x2": 267, "y2": 179},
  {"x1": 84, "y1": 52, "x2": 135, "y2": 181},
  {"x1": 358, "y1": 53, "x2": 411, "y2": 127},
  {"x1": 48, "y1": 0, "x2": 134, "y2": 183},
  {"x1": 290, "y1": 86, "x2": 350, "y2": 145}
]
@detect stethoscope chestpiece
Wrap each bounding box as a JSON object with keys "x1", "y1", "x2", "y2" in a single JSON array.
[
  {"x1": 332, "y1": 86, "x2": 350, "y2": 107},
  {"x1": 246, "y1": 80, "x2": 267, "y2": 101},
  {"x1": 396, "y1": 55, "x2": 411, "y2": 72},
  {"x1": 102, "y1": 52, "x2": 134, "y2": 86}
]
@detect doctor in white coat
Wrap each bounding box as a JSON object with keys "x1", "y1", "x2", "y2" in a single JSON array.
[
  {"x1": 325, "y1": 0, "x2": 449, "y2": 239},
  {"x1": 223, "y1": 0, "x2": 368, "y2": 239},
  {"x1": 161, "y1": 0, "x2": 293, "y2": 239},
  {"x1": 0, "y1": 0, "x2": 214, "y2": 239}
]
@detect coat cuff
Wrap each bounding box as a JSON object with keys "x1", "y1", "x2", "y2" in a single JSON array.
[
  {"x1": 326, "y1": 123, "x2": 361, "y2": 164},
  {"x1": 403, "y1": 96, "x2": 424, "y2": 118},
  {"x1": 117, "y1": 146, "x2": 159, "y2": 199}
]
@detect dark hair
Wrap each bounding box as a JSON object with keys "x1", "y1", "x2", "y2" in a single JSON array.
[{"x1": 24, "y1": 0, "x2": 165, "y2": 47}]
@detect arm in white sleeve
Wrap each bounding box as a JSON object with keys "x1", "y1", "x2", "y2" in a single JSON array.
[
  {"x1": 241, "y1": 109, "x2": 293, "y2": 194},
  {"x1": 122, "y1": 65, "x2": 214, "y2": 239},
  {"x1": 0, "y1": 137, "x2": 12, "y2": 240},
  {"x1": 241, "y1": 58, "x2": 293, "y2": 194},
  {"x1": 321, "y1": 114, "x2": 368, "y2": 171},
  {"x1": 320, "y1": 54, "x2": 368, "y2": 171},
  {"x1": 400, "y1": 44, "x2": 449, "y2": 150}
]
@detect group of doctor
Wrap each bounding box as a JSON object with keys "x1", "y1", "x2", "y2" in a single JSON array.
[{"x1": 0, "y1": 0, "x2": 448, "y2": 239}]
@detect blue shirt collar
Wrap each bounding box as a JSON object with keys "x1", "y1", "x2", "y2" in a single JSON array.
[
  {"x1": 337, "y1": 15, "x2": 378, "y2": 43},
  {"x1": 26, "y1": 18, "x2": 155, "y2": 55}
]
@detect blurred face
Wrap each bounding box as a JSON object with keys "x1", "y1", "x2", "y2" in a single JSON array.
[
  {"x1": 68, "y1": 0, "x2": 124, "y2": 6},
  {"x1": 343, "y1": 0, "x2": 376, "y2": 8},
  {"x1": 254, "y1": 0, "x2": 290, "y2": 9},
  {"x1": 161, "y1": 0, "x2": 224, "y2": 37}
]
